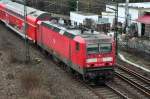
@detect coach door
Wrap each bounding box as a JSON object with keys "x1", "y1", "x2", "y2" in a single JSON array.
[
  {"x1": 75, "y1": 42, "x2": 80, "y2": 64},
  {"x1": 37, "y1": 23, "x2": 43, "y2": 47}
]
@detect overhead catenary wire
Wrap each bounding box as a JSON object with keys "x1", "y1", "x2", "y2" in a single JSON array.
[
  {"x1": 42, "y1": 1, "x2": 137, "y2": 24},
  {"x1": 27, "y1": 1, "x2": 138, "y2": 25},
  {"x1": 40, "y1": 1, "x2": 137, "y2": 24},
  {"x1": 32, "y1": 0, "x2": 111, "y2": 11}
]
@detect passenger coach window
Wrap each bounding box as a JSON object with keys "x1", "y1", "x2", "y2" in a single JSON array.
[{"x1": 76, "y1": 42, "x2": 80, "y2": 51}]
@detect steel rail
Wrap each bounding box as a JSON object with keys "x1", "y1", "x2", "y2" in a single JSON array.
[
  {"x1": 53, "y1": 61, "x2": 129, "y2": 99},
  {"x1": 117, "y1": 64, "x2": 150, "y2": 94},
  {"x1": 106, "y1": 83, "x2": 130, "y2": 99},
  {"x1": 117, "y1": 64, "x2": 150, "y2": 84},
  {"x1": 115, "y1": 69, "x2": 150, "y2": 97}
]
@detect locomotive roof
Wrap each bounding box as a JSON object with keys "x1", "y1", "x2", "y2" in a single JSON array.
[
  {"x1": 5, "y1": 1, "x2": 50, "y2": 19},
  {"x1": 42, "y1": 21, "x2": 113, "y2": 43}
]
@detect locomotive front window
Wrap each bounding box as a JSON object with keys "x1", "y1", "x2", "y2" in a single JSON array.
[
  {"x1": 99, "y1": 43, "x2": 112, "y2": 53},
  {"x1": 87, "y1": 44, "x2": 99, "y2": 53},
  {"x1": 87, "y1": 43, "x2": 112, "y2": 54}
]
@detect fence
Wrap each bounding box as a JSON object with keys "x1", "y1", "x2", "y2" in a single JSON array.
[{"x1": 118, "y1": 39, "x2": 150, "y2": 54}]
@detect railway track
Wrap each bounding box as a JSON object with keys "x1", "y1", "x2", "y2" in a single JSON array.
[
  {"x1": 91, "y1": 84, "x2": 129, "y2": 99},
  {"x1": 52, "y1": 61, "x2": 129, "y2": 99},
  {"x1": 73, "y1": 79, "x2": 128, "y2": 99},
  {"x1": 38, "y1": 47, "x2": 150, "y2": 99},
  {"x1": 116, "y1": 64, "x2": 150, "y2": 98},
  {"x1": 34, "y1": 49, "x2": 150, "y2": 99}
]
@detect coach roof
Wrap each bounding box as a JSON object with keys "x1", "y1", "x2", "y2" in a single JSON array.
[{"x1": 5, "y1": 1, "x2": 50, "y2": 19}]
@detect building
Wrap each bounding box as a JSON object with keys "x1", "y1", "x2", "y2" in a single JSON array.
[
  {"x1": 102, "y1": 2, "x2": 150, "y2": 38},
  {"x1": 70, "y1": 11, "x2": 111, "y2": 33},
  {"x1": 70, "y1": 11, "x2": 99, "y2": 26}
]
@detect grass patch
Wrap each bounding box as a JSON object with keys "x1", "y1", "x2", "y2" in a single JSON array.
[
  {"x1": 20, "y1": 69, "x2": 52, "y2": 99},
  {"x1": 20, "y1": 70, "x2": 41, "y2": 91}
]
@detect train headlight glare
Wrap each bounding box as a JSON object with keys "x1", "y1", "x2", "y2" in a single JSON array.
[
  {"x1": 103, "y1": 57, "x2": 113, "y2": 62},
  {"x1": 86, "y1": 58, "x2": 97, "y2": 63}
]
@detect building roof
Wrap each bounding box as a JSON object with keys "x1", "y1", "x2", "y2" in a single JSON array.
[
  {"x1": 71, "y1": 11, "x2": 98, "y2": 16},
  {"x1": 5, "y1": 1, "x2": 50, "y2": 19},
  {"x1": 119, "y1": 2, "x2": 150, "y2": 9},
  {"x1": 108, "y1": 2, "x2": 150, "y2": 9},
  {"x1": 136, "y1": 15, "x2": 150, "y2": 24}
]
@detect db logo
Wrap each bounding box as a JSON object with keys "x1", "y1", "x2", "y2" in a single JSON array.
[
  {"x1": 53, "y1": 39, "x2": 56, "y2": 44},
  {"x1": 97, "y1": 58, "x2": 102, "y2": 62}
]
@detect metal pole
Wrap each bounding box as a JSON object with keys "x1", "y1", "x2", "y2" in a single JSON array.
[
  {"x1": 76, "y1": 0, "x2": 79, "y2": 12},
  {"x1": 116, "y1": 1, "x2": 118, "y2": 56},
  {"x1": 35, "y1": 0, "x2": 38, "y2": 9},
  {"x1": 24, "y1": 0, "x2": 30, "y2": 63},
  {"x1": 125, "y1": 0, "x2": 129, "y2": 34},
  {"x1": 113, "y1": 0, "x2": 118, "y2": 56}
]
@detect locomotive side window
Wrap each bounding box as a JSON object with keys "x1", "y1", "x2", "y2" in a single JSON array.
[{"x1": 76, "y1": 42, "x2": 80, "y2": 51}]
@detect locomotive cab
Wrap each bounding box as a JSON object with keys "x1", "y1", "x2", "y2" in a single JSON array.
[
  {"x1": 86, "y1": 42, "x2": 114, "y2": 67},
  {"x1": 83, "y1": 34, "x2": 115, "y2": 82}
]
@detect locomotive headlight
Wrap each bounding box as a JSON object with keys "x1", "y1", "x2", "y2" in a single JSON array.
[
  {"x1": 86, "y1": 58, "x2": 97, "y2": 63},
  {"x1": 102, "y1": 57, "x2": 113, "y2": 62}
]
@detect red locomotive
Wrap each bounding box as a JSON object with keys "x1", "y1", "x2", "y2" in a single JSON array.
[{"x1": 0, "y1": 0, "x2": 116, "y2": 83}]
